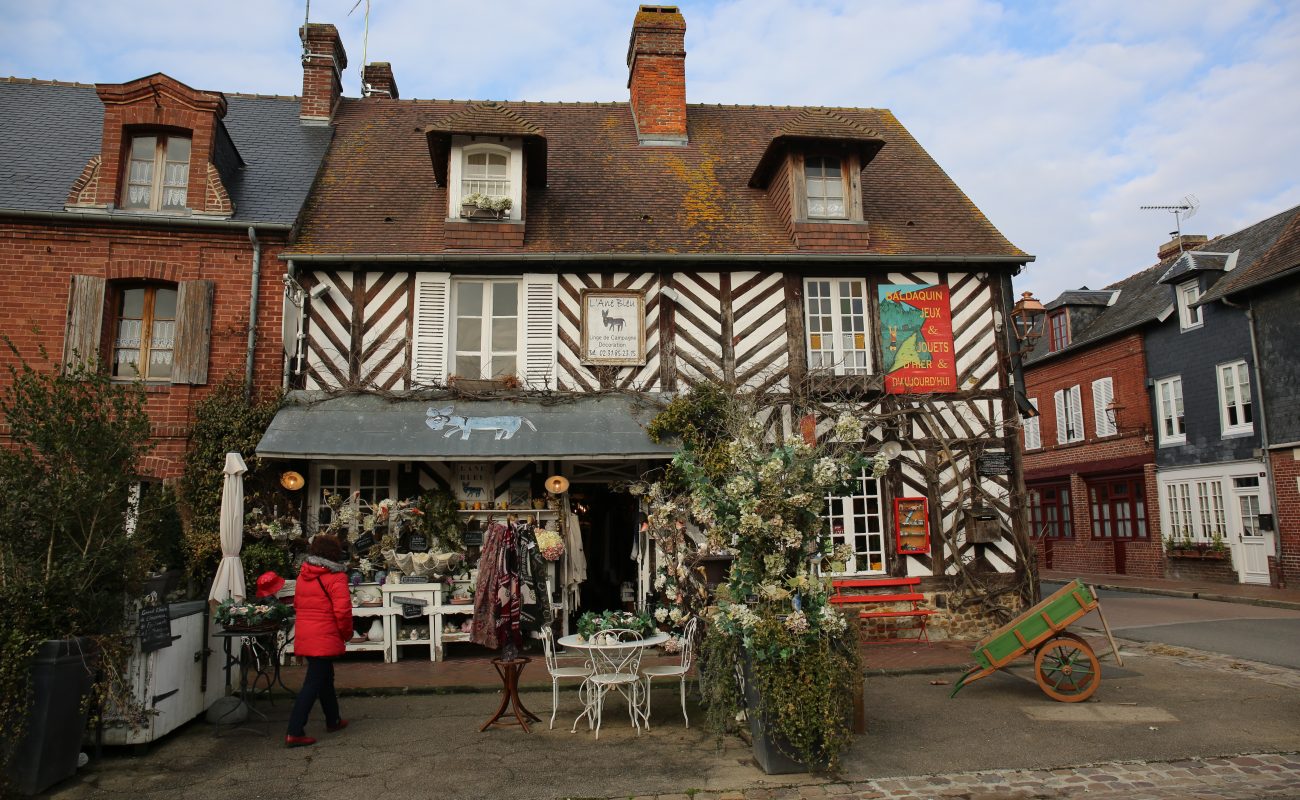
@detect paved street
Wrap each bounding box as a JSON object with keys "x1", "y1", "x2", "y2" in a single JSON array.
[{"x1": 48, "y1": 638, "x2": 1300, "y2": 800}]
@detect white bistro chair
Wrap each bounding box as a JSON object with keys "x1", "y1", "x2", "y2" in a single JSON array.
[
  {"x1": 572, "y1": 628, "x2": 644, "y2": 740},
  {"x1": 539, "y1": 626, "x2": 592, "y2": 730},
  {"x1": 642, "y1": 616, "x2": 699, "y2": 728}
]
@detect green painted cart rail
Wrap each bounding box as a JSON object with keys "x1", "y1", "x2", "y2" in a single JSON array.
[{"x1": 950, "y1": 579, "x2": 1122, "y2": 703}]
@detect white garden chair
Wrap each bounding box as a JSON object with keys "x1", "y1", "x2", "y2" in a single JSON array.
[
  {"x1": 539, "y1": 625, "x2": 591, "y2": 730},
  {"x1": 642, "y1": 615, "x2": 699, "y2": 728},
  {"x1": 572, "y1": 628, "x2": 644, "y2": 740}
]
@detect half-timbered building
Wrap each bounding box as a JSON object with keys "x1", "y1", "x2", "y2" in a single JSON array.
[{"x1": 258, "y1": 6, "x2": 1035, "y2": 644}]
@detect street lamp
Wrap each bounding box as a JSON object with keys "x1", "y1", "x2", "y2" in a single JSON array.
[{"x1": 1010, "y1": 291, "x2": 1045, "y2": 351}]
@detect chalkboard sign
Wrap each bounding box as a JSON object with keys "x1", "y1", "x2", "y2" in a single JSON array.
[
  {"x1": 391, "y1": 595, "x2": 428, "y2": 607},
  {"x1": 977, "y1": 451, "x2": 1012, "y2": 477},
  {"x1": 463, "y1": 529, "x2": 484, "y2": 547},
  {"x1": 401, "y1": 604, "x2": 424, "y2": 619},
  {"x1": 353, "y1": 531, "x2": 375, "y2": 552},
  {"x1": 399, "y1": 575, "x2": 430, "y2": 584},
  {"x1": 138, "y1": 605, "x2": 173, "y2": 653},
  {"x1": 406, "y1": 534, "x2": 428, "y2": 553}
]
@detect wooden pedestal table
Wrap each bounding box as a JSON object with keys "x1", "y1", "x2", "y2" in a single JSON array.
[{"x1": 480, "y1": 657, "x2": 541, "y2": 733}]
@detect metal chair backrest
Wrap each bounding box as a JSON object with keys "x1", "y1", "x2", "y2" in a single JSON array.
[
  {"x1": 540, "y1": 625, "x2": 559, "y2": 673},
  {"x1": 591, "y1": 628, "x2": 644, "y2": 677},
  {"x1": 679, "y1": 615, "x2": 700, "y2": 671}
]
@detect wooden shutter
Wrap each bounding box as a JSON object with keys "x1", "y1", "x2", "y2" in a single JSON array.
[
  {"x1": 1092, "y1": 377, "x2": 1116, "y2": 437},
  {"x1": 521, "y1": 273, "x2": 557, "y2": 389},
  {"x1": 1053, "y1": 389, "x2": 1067, "y2": 445},
  {"x1": 1069, "y1": 384, "x2": 1085, "y2": 442},
  {"x1": 171, "y1": 280, "x2": 214, "y2": 385},
  {"x1": 411, "y1": 272, "x2": 451, "y2": 388},
  {"x1": 63, "y1": 274, "x2": 106, "y2": 373},
  {"x1": 1023, "y1": 398, "x2": 1041, "y2": 450}
]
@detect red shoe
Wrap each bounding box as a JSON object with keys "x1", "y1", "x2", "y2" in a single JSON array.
[
  {"x1": 285, "y1": 735, "x2": 316, "y2": 747},
  {"x1": 326, "y1": 719, "x2": 349, "y2": 733}
]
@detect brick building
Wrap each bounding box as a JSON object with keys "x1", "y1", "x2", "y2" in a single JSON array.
[{"x1": 0, "y1": 28, "x2": 336, "y2": 478}]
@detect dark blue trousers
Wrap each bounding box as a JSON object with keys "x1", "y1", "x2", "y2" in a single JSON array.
[{"x1": 287, "y1": 656, "x2": 340, "y2": 736}]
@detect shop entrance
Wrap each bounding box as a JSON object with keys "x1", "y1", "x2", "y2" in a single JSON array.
[{"x1": 571, "y1": 484, "x2": 640, "y2": 616}]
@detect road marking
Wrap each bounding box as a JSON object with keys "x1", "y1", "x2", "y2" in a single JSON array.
[{"x1": 1020, "y1": 705, "x2": 1178, "y2": 723}]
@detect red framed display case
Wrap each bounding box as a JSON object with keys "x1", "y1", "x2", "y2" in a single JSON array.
[{"x1": 894, "y1": 497, "x2": 930, "y2": 554}]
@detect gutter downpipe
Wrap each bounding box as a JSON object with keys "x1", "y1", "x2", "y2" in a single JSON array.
[
  {"x1": 999, "y1": 270, "x2": 1039, "y2": 602},
  {"x1": 1222, "y1": 295, "x2": 1281, "y2": 575},
  {"x1": 245, "y1": 227, "x2": 262, "y2": 402}
]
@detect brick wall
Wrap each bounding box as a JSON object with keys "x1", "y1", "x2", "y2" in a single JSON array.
[
  {"x1": 627, "y1": 7, "x2": 688, "y2": 140},
  {"x1": 443, "y1": 220, "x2": 525, "y2": 249},
  {"x1": 0, "y1": 219, "x2": 289, "y2": 479},
  {"x1": 1268, "y1": 449, "x2": 1300, "y2": 586}
]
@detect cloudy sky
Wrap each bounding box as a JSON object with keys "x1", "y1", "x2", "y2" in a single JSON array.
[{"x1": 3, "y1": 0, "x2": 1298, "y2": 299}]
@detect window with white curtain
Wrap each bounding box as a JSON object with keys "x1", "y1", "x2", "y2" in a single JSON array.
[
  {"x1": 805, "y1": 156, "x2": 846, "y2": 219},
  {"x1": 461, "y1": 147, "x2": 510, "y2": 202},
  {"x1": 111, "y1": 284, "x2": 176, "y2": 381},
  {"x1": 804, "y1": 278, "x2": 870, "y2": 375},
  {"x1": 1217, "y1": 360, "x2": 1253, "y2": 435},
  {"x1": 1156, "y1": 376, "x2": 1185, "y2": 445},
  {"x1": 123, "y1": 134, "x2": 190, "y2": 212},
  {"x1": 452, "y1": 279, "x2": 519, "y2": 379}
]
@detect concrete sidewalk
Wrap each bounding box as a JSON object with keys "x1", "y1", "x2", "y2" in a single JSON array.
[{"x1": 1041, "y1": 569, "x2": 1300, "y2": 611}]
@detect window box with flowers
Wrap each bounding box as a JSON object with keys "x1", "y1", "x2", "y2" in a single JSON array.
[
  {"x1": 460, "y1": 193, "x2": 512, "y2": 221},
  {"x1": 1163, "y1": 533, "x2": 1229, "y2": 560}
]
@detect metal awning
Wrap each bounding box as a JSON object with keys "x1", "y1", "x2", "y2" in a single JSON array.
[{"x1": 256, "y1": 391, "x2": 677, "y2": 462}]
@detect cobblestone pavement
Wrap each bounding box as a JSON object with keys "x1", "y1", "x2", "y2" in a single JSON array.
[{"x1": 614, "y1": 752, "x2": 1300, "y2": 800}]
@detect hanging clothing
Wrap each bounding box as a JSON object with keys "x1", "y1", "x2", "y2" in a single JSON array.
[
  {"x1": 515, "y1": 521, "x2": 553, "y2": 632},
  {"x1": 561, "y1": 498, "x2": 586, "y2": 612},
  {"x1": 493, "y1": 522, "x2": 523, "y2": 652},
  {"x1": 471, "y1": 521, "x2": 510, "y2": 650}
]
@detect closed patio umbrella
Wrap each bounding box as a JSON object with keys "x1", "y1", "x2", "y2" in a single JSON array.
[{"x1": 208, "y1": 452, "x2": 248, "y2": 603}]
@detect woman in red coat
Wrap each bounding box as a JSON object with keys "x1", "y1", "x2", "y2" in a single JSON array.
[{"x1": 286, "y1": 534, "x2": 353, "y2": 747}]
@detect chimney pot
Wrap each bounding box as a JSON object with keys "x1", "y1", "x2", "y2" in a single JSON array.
[
  {"x1": 299, "y1": 23, "x2": 347, "y2": 122},
  {"x1": 1158, "y1": 233, "x2": 1208, "y2": 261},
  {"x1": 627, "y1": 5, "x2": 687, "y2": 146},
  {"x1": 362, "y1": 62, "x2": 399, "y2": 99}
]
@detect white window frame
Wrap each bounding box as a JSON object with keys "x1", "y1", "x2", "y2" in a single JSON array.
[
  {"x1": 450, "y1": 277, "x2": 522, "y2": 380},
  {"x1": 1092, "y1": 376, "x2": 1117, "y2": 438},
  {"x1": 447, "y1": 136, "x2": 523, "y2": 220},
  {"x1": 308, "y1": 462, "x2": 397, "y2": 535},
  {"x1": 1176, "y1": 280, "x2": 1203, "y2": 331},
  {"x1": 1155, "y1": 376, "x2": 1186, "y2": 445},
  {"x1": 803, "y1": 278, "x2": 871, "y2": 375},
  {"x1": 1216, "y1": 360, "x2": 1253, "y2": 436},
  {"x1": 822, "y1": 468, "x2": 886, "y2": 576},
  {"x1": 122, "y1": 133, "x2": 190, "y2": 212},
  {"x1": 1023, "y1": 398, "x2": 1041, "y2": 451},
  {"x1": 1053, "y1": 385, "x2": 1084, "y2": 444}
]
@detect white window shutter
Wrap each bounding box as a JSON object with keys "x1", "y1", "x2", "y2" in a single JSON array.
[
  {"x1": 1054, "y1": 389, "x2": 1067, "y2": 444},
  {"x1": 1092, "y1": 377, "x2": 1116, "y2": 437},
  {"x1": 521, "y1": 273, "x2": 558, "y2": 389},
  {"x1": 1024, "y1": 398, "x2": 1041, "y2": 450},
  {"x1": 1069, "y1": 384, "x2": 1085, "y2": 441},
  {"x1": 411, "y1": 272, "x2": 451, "y2": 388}
]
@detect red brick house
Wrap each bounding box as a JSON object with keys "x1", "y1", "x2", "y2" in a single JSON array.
[
  {"x1": 0, "y1": 27, "x2": 337, "y2": 478},
  {"x1": 1019, "y1": 267, "x2": 1168, "y2": 577}
]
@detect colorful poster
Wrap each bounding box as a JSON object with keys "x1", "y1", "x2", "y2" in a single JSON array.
[{"x1": 878, "y1": 283, "x2": 957, "y2": 393}]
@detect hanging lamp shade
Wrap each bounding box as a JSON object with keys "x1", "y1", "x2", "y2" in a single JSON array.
[
  {"x1": 280, "y1": 470, "x2": 305, "y2": 491},
  {"x1": 545, "y1": 475, "x2": 569, "y2": 495}
]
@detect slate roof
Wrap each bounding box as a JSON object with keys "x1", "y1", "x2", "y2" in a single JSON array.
[
  {"x1": 1043, "y1": 289, "x2": 1113, "y2": 310},
  {"x1": 1024, "y1": 263, "x2": 1171, "y2": 365},
  {"x1": 1199, "y1": 204, "x2": 1300, "y2": 301},
  {"x1": 0, "y1": 78, "x2": 333, "y2": 226},
  {"x1": 1158, "y1": 250, "x2": 1230, "y2": 285},
  {"x1": 287, "y1": 98, "x2": 1027, "y2": 258}
]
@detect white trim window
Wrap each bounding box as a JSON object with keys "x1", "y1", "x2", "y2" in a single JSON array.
[
  {"x1": 123, "y1": 134, "x2": 190, "y2": 212},
  {"x1": 1092, "y1": 376, "x2": 1117, "y2": 437},
  {"x1": 462, "y1": 146, "x2": 510, "y2": 203},
  {"x1": 1023, "y1": 398, "x2": 1041, "y2": 451},
  {"x1": 1155, "y1": 376, "x2": 1186, "y2": 445},
  {"x1": 1163, "y1": 482, "x2": 1195, "y2": 539},
  {"x1": 822, "y1": 469, "x2": 886, "y2": 575},
  {"x1": 804, "y1": 278, "x2": 870, "y2": 375},
  {"x1": 1216, "y1": 360, "x2": 1253, "y2": 435},
  {"x1": 1053, "y1": 385, "x2": 1084, "y2": 444},
  {"x1": 311, "y1": 463, "x2": 396, "y2": 534},
  {"x1": 1176, "y1": 280, "x2": 1203, "y2": 331},
  {"x1": 447, "y1": 136, "x2": 524, "y2": 220},
  {"x1": 452, "y1": 278, "x2": 520, "y2": 379},
  {"x1": 1195, "y1": 479, "x2": 1227, "y2": 539}
]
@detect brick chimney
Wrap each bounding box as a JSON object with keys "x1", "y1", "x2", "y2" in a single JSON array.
[
  {"x1": 362, "y1": 62, "x2": 399, "y2": 99},
  {"x1": 1158, "y1": 233, "x2": 1208, "y2": 261},
  {"x1": 627, "y1": 5, "x2": 687, "y2": 145},
  {"x1": 299, "y1": 23, "x2": 347, "y2": 122}
]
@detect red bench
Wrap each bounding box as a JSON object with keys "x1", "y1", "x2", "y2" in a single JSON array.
[{"x1": 830, "y1": 577, "x2": 936, "y2": 644}]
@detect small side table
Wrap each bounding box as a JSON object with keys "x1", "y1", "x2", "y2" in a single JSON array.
[{"x1": 480, "y1": 657, "x2": 541, "y2": 733}]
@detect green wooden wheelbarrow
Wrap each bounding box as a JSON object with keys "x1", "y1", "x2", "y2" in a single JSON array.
[{"x1": 950, "y1": 579, "x2": 1123, "y2": 703}]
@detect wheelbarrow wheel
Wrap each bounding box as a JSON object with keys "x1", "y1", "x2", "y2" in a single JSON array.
[{"x1": 1034, "y1": 633, "x2": 1100, "y2": 703}]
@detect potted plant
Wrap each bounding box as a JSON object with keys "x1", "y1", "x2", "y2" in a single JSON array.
[
  {"x1": 0, "y1": 351, "x2": 157, "y2": 795},
  {"x1": 213, "y1": 597, "x2": 293, "y2": 633},
  {"x1": 459, "y1": 193, "x2": 512, "y2": 220},
  {"x1": 646, "y1": 385, "x2": 873, "y2": 773}
]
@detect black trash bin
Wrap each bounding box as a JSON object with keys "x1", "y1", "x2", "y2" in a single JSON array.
[{"x1": 7, "y1": 638, "x2": 95, "y2": 796}]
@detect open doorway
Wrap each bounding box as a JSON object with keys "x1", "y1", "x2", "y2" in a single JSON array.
[{"x1": 571, "y1": 484, "x2": 640, "y2": 616}]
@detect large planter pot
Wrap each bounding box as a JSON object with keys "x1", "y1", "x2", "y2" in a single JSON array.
[
  {"x1": 740, "y1": 653, "x2": 847, "y2": 775},
  {"x1": 7, "y1": 637, "x2": 96, "y2": 796}
]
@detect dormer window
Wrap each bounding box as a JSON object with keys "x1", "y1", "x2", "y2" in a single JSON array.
[
  {"x1": 1176, "y1": 280, "x2": 1203, "y2": 331},
  {"x1": 462, "y1": 148, "x2": 510, "y2": 202},
  {"x1": 1048, "y1": 310, "x2": 1069, "y2": 352},
  {"x1": 445, "y1": 137, "x2": 523, "y2": 221},
  {"x1": 123, "y1": 134, "x2": 190, "y2": 212},
  {"x1": 805, "y1": 156, "x2": 846, "y2": 219}
]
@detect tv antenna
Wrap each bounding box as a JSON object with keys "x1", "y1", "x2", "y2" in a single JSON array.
[
  {"x1": 350, "y1": 0, "x2": 373, "y2": 95},
  {"x1": 1141, "y1": 194, "x2": 1200, "y2": 248}
]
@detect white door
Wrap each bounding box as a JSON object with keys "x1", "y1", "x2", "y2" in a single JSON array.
[{"x1": 1234, "y1": 491, "x2": 1270, "y2": 585}]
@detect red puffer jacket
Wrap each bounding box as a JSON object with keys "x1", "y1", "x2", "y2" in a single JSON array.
[{"x1": 293, "y1": 557, "x2": 353, "y2": 657}]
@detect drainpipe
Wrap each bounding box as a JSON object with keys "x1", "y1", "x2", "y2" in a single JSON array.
[
  {"x1": 1222, "y1": 295, "x2": 1281, "y2": 571},
  {"x1": 245, "y1": 226, "x2": 262, "y2": 401}
]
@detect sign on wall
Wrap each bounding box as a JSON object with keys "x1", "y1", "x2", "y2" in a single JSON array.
[
  {"x1": 878, "y1": 283, "x2": 958, "y2": 394},
  {"x1": 580, "y1": 290, "x2": 646, "y2": 366},
  {"x1": 455, "y1": 463, "x2": 492, "y2": 505}
]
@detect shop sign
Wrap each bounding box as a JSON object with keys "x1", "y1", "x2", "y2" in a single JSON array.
[
  {"x1": 878, "y1": 282, "x2": 958, "y2": 394},
  {"x1": 138, "y1": 604, "x2": 174, "y2": 653},
  {"x1": 580, "y1": 289, "x2": 646, "y2": 366},
  {"x1": 456, "y1": 463, "x2": 492, "y2": 504}
]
